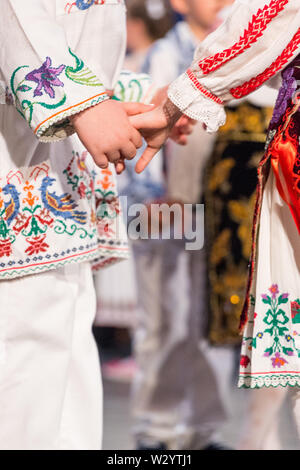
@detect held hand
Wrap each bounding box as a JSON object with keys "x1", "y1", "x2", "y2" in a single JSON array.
[
  {"x1": 71, "y1": 100, "x2": 152, "y2": 169},
  {"x1": 129, "y1": 99, "x2": 183, "y2": 174},
  {"x1": 170, "y1": 115, "x2": 196, "y2": 145}
]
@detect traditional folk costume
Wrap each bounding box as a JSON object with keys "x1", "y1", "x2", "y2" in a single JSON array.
[
  {"x1": 204, "y1": 87, "x2": 277, "y2": 346},
  {"x1": 168, "y1": 0, "x2": 300, "y2": 390},
  {"x1": 0, "y1": 0, "x2": 154, "y2": 450}
]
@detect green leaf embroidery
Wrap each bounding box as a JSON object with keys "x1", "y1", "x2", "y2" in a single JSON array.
[
  {"x1": 262, "y1": 296, "x2": 272, "y2": 305},
  {"x1": 65, "y1": 49, "x2": 103, "y2": 87},
  {"x1": 17, "y1": 85, "x2": 32, "y2": 92},
  {"x1": 278, "y1": 294, "x2": 289, "y2": 304}
]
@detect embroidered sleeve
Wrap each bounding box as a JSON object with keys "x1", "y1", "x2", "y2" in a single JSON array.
[
  {"x1": 113, "y1": 71, "x2": 157, "y2": 104},
  {"x1": 168, "y1": 0, "x2": 300, "y2": 132},
  {"x1": 0, "y1": 0, "x2": 109, "y2": 142}
]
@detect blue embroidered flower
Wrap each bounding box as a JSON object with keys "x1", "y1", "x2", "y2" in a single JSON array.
[
  {"x1": 76, "y1": 0, "x2": 97, "y2": 10},
  {"x1": 25, "y1": 57, "x2": 65, "y2": 99}
]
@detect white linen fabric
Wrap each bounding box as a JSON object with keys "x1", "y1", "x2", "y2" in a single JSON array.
[
  {"x1": 239, "y1": 171, "x2": 300, "y2": 388},
  {"x1": 0, "y1": 262, "x2": 102, "y2": 450}
]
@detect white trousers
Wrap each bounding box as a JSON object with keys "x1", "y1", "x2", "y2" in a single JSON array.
[{"x1": 0, "y1": 262, "x2": 102, "y2": 450}]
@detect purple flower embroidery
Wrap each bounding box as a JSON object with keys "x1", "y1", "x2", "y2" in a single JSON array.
[
  {"x1": 271, "y1": 352, "x2": 288, "y2": 368},
  {"x1": 25, "y1": 57, "x2": 65, "y2": 99},
  {"x1": 269, "y1": 284, "x2": 279, "y2": 299},
  {"x1": 261, "y1": 294, "x2": 269, "y2": 301},
  {"x1": 270, "y1": 67, "x2": 297, "y2": 126}
]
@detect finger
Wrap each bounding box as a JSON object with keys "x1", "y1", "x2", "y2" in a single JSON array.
[
  {"x1": 175, "y1": 135, "x2": 188, "y2": 146},
  {"x1": 129, "y1": 111, "x2": 154, "y2": 130},
  {"x1": 135, "y1": 146, "x2": 159, "y2": 174},
  {"x1": 94, "y1": 154, "x2": 109, "y2": 169},
  {"x1": 122, "y1": 102, "x2": 154, "y2": 116},
  {"x1": 176, "y1": 123, "x2": 193, "y2": 135},
  {"x1": 180, "y1": 125, "x2": 193, "y2": 135},
  {"x1": 175, "y1": 115, "x2": 189, "y2": 128},
  {"x1": 115, "y1": 160, "x2": 126, "y2": 174},
  {"x1": 131, "y1": 127, "x2": 143, "y2": 149},
  {"x1": 121, "y1": 141, "x2": 137, "y2": 160},
  {"x1": 106, "y1": 150, "x2": 121, "y2": 163}
]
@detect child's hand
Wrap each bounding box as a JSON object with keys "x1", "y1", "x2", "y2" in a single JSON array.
[
  {"x1": 129, "y1": 98, "x2": 184, "y2": 173},
  {"x1": 71, "y1": 100, "x2": 152, "y2": 169},
  {"x1": 170, "y1": 115, "x2": 196, "y2": 146}
]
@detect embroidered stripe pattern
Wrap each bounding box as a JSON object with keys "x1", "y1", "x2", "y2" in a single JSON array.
[
  {"x1": 186, "y1": 69, "x2": 223, "y2": 105},
  {"x1": 230, "y1": 27, "x2": 300, "y2": 99},
  {"x1": 198, "y1": 0, "x2": 289, "y2": 75}
]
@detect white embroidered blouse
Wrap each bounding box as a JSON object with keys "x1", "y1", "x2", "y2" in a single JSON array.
[
  {"x1": 0, "y1": 0, "x2": 128, "y2": 141},
  {"x1": 168, "y1": 0, "x2": 300, "y2": 132},
  {"x1": 0, "y1": 0, "x2": 154, "y2": 280}
]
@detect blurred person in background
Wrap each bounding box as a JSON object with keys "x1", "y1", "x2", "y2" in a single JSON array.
[
  {"x1": 130, "y1": 0, "x2": 231, "y2": 451},
  {"x1": 126, "y1": 0, "x2": 174, "y2": 72},
  {"x1": 94, "y1": 0, "x2": 174, "y2": 383}
]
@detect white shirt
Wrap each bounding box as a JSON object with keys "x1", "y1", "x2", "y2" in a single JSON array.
[{"x1": 168, "y1": 0, "x2": 300, "y2": 131}]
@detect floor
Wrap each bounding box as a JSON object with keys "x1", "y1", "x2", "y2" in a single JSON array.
[{"x1": 102, "y1": 350, "x2": 300, "y2": 451}]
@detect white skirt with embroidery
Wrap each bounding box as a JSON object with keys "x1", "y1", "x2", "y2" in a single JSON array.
[{"x1": 238, "y1": 170, "x2": 300, "y2": 389}]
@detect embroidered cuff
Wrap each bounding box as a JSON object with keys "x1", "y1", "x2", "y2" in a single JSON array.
[
  {"x1": 9, "y1": 48, "x2": 109, "y2": 142},
  {"x1": 168, "y1": 71, "x2": 226, "y2": 133},
  {"x1": 113, "y1": 70, "x2": 157, "y2": 104}
]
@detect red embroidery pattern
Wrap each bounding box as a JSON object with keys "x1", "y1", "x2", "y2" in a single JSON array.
[
  {"x1": 231, "y1": 28, "x2": 300, "y2": 99},
  {"x1": 198, "y1": 0, "x2": 289, "y2": 75},
  {"x1": 186, "y1": 69, "x2": 224, "y2": 105}
]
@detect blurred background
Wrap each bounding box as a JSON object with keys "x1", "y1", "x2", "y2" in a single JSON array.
[{"x1": 92, "y1": 0, "x2": 300, "y2": 451}]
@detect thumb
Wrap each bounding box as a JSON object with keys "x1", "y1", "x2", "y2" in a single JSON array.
[
  {"x1": 122, "y1": 102, "x2": 154, "y2": 116},
  {"x1": 135, "y1": 146, "x2": 159, "y2": 174}
]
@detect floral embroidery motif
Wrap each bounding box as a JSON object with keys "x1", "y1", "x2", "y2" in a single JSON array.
[
  {"x1": 65, "y1": 50, "x2": 103, "y2": 87},
  {"x1": 0, "y1": 153, "x2": 124, "y2": 278},
  {"x1": 63, "y1": 0, "x2": 123, "y2": 14},
  {"x1": 10, "y1": 48, "x2": 104, "y2": 126},
  {"x1": 65, "y1": 0, "x2": 103, "y2": 14},
  {"x1": 198, "y1": 0, "x2": 289, "y2": 75},
  {"x1": 240, "y1": 355, "x2": 251, "y2": 368},
  {"x1": 25, "y1": 57, "x2": 65, "y2": 99},
  {"x1": 271, "y1": 352, "x2": 288, "y2": 368},
  {"x1": 291, "y1": 300, "x2": 300, "y2": 324},
  {"x1": 243, "y1": 285, "x2": 300, "y2": 372}
]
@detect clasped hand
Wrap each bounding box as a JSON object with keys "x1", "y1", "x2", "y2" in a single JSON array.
[{"x1": 72, "y1": 96, "x2": 195, "y2": 174}]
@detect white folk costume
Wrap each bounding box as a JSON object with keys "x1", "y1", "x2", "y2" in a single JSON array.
[
  {"x1": 0, "y1": 0, "x2": 154, "y2": 450},
  {"x1": 168, "y1": 0, "x2": 300, "y2": 390}
]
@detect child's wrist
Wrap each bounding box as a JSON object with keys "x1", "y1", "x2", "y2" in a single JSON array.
[{"x1": 163, "y1": 98, "x2": 182, "y2": 127}]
